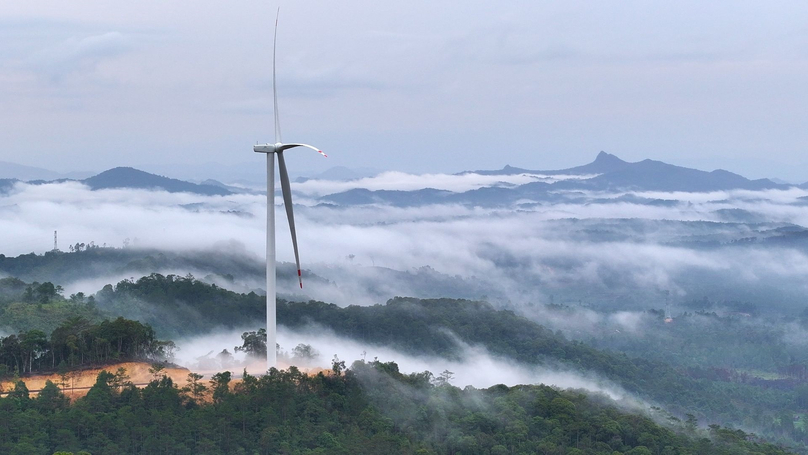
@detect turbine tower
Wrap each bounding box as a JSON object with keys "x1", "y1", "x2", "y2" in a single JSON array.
[{"x1": 254, "y1": 8, "x2": 326, "y2": 369}]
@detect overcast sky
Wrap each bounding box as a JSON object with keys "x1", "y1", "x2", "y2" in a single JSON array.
[{"x1": 2, "y1": 1, "x2": 808, "y2": 180}]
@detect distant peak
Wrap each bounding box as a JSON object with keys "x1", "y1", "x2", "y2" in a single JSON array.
[
  {"x1": 594, "y1": 151, "x2": 626, "y2": 164},
  {"x1": 98, "y1": 167, "x2": 145, "y2": 174}
]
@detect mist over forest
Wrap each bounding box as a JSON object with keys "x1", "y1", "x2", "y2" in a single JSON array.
[
  {"x1": 5, "y1": 154, "x2": 808, "y2": 313},
  {"x1": 4, "y1": 155, "x2": 808, "y2": 453}
]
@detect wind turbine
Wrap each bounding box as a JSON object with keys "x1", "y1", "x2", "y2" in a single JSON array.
[{"x1": 254, "y1": 8, "x2": 327, "y2": 369}]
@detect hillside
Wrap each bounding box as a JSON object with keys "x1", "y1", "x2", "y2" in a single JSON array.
[
  {"x1": 0, "y1": 362, "x2": 190, "y2": 400},
  {"x1": 1, "y1": 266, "x2": 807, "y2": 450},
  {"x1": 83, "y1": 167, "x2": 231, "y2": 195},
  {"x1": 2, "y1": 272, "x2": 797, "y2": 442},
  {"x1": 0, "y1": 247, "x2": 267, "y2": 285},
  {"x1": 0, "y1": 167, "x2": 233, "y2": 196},
  {"x1": 0, "y1": 359, "x2": 795, "y2": 454}
]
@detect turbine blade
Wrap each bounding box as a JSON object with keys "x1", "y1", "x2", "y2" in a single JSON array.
[
  {"x1": 277, "y1": 143, "x2": 328, "y2": 158},
  {"x1": 277, "y1": 151, "x2": 302, "y2": 288},
  {"x1": 273, "y1": 7, "x2": 282, "y2": 143}
]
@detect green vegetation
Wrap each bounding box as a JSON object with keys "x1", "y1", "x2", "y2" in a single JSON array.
[
  {"x1": 0, "y1": 360, "x2": 795, "y2": 455},
  {"x1": 0, "y1": 247, "x2": 277, "y2": 290},
  {"x1": 94, "y1": 273, "x2": 265, "y2": 336},
  {"x1": 0, "y1": 317, "x2": 173, "y2": 378},
  {"x1": 0, "y1": 277, "x2": 103, "y2": 334},
  {"x1": 277, "y1": 298, "x2": 798, "y2": 430},
  {"x1": 2, "y1": 273, "x2": 807, "y2": 450},
  {"x1": 569, "y1": 306, "x2": 808, "y2": 373}
]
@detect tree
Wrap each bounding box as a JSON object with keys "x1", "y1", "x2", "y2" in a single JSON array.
[
  {"x1": 183, "y1": 372, "x2": 207, "y2": 402},
  {"x1": 57, "y1": 360, "x2": 72, "y2": 393},
  {"x1": 112, "y1": 367, "x2": 131, "y2": 391},
  {"x1": 234, "y1": 329, "x2": 267, "y2": 359},
  {"x1": 35, "y1": 380, "x2": 68, "y2": 413},
  {"x1": 291, "y1": 343, "x2": 319, "y2": 365},
  {"x1": 19, "y1": 330, "x2": 48, "y2": 374},
  {"x1": 328, "y1": 355, "x2": 346, "y2": 377},
  {"x1": 685, "y1": 413, "x2": 698, "y2": 433},
  {"x1": 148, "y1": 363, "x2": 166, "y2": 381},
  {"x1": 434, "y1": 369, "x2": 454, "y2": 386},
  {"x1": 210, "y1": 371, "x2": 231, "y2": 403},
  {"x1": 217, "y1": 349, "x2": 234, "y2": 369},
  {"x1": 8, "y1": 380, "x2": 30, "y2": 406}
]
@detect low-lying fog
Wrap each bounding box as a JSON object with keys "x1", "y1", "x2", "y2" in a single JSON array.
[
  {"x1": 4, "y1": 172, "x2": 808, "y2": 312},
  {"x1": 175, "y1": 325, "x2": 639, "y2": 407}
]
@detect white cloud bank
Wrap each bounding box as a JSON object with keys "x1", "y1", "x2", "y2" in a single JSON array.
[
  {"x1": 174, "y1": 325, "x2": 638, "y2": 405},
  {"x1": 3, "y1": 179, "x2": 808, "y2": 310},
  {"x1": 293, "y1": 171, "x2": 596, "y2": 196}
]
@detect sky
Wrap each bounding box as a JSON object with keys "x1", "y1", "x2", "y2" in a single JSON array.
[{"x1": 2, "y1": 1, "x2": 808, "y2": 180}]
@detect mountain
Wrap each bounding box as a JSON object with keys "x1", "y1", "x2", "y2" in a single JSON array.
[
  {"x1": 83, "y1": 167, "x2": 231, "y2": 195},
  {"x1": 473, "y1": 151, "x2": 782, "y2": 191},
  {"x1": 199, "y1": 179, "x2": 259, "y2": 194},
  {"x1": 561, "y1": 157, "x2": 783, "y2": 192},
  {"x1": 0, "y1": 167, "x2": 231, "y2": 196},
  {"x1": 323, "y1": 152, "x2": 787, "y2": 207},
  {"x1": 469, "y1": 151, "x2": 630, "y2": 176},
  {"x1": 0, "y1": 161, "x2": 95, "y2": 181}
]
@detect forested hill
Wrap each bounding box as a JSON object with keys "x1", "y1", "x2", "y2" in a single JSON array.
[
  {"x1": 0, "y1": 359, "x2": 795, "y2": 455},
  {"x1": 2, "y1": 274, "x2": 805, "y2": 450},
  {"x1": 0, "y1": 246, "x2": 311, "y2": 287},
  {"x1": 277, "y1": 298, "x2": 796, "y2": 433},
  {"x1": 82, "y1": 167, "x2": 231, "y2": 195}
]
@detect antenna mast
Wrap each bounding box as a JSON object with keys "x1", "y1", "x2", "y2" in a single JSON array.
[
  {"x1": 664, "y1": 290, "x2": 673, "y2": 323},
  {"x1": 54, "y1": 231, "x2": 57, "y2": 252}
]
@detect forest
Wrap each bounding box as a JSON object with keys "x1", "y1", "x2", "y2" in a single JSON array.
[
  {"x1": 2, "y1": 272, "x2": 808, "y2": 450},
  {"x1": 0, "y1": 357, "x2": 796, "y2": 455},
  {"x1": 0, "y1": 316, "x2": 173, "y2": 378}
]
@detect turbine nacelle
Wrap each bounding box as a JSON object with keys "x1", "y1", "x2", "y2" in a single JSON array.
[
  {"x1": 254, "y1": 143, "x2": 282, "y2": 154},
  {"x1": 254, "y1": 142, "x2": 328, "y2": 157}
]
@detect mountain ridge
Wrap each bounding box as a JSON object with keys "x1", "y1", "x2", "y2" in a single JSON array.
[
  {"x1": 322, "y1": 152, "x2": 789, "y2": 206},
  {"x1": 84, "y1": 167, "x2": 231, "y2": 195},
  {"x1": 0, "y1": 167, "x2": 231, "y2": 196},
  {"x1": 0, "y1": 153, "x2": 798, "y2": 199}
]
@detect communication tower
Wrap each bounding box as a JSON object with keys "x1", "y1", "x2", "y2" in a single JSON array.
[{"x1": 664, "y1": 290, "x2": 673, "y2": 323}]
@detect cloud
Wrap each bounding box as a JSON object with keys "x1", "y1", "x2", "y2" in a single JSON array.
[
  {"x1": 174, "y1": 323, "x2": 641, "y2": 406},
  {"x1": 293, "y1": 171, "x2": 594, "y2": 197},
  {"x1": 28, "y1": 31, "x2": 133, "y2": 81},
  {"x1": 4, "y1": 180, "x2": 808, "y2": 313}
]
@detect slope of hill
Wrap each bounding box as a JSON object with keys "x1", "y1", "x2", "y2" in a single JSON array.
[
  {"x1": 0, "y1": 247, "x2": 266, "y2": 285},
  {"x1": 0, "y1": 362, "x2": 190, "y2": 400},
  {"x1": 83, "y1": 167, "x2": 231, "y2": 195},
  {"x1": 570, "y1": 158, "x2": 781, "y2": 192},
  {"x1": 2, "y1": 359, "x2": 793, "y2": 455},
  {"x1": 2, "y1": 271, "x2": 806, "y2": 450}
]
